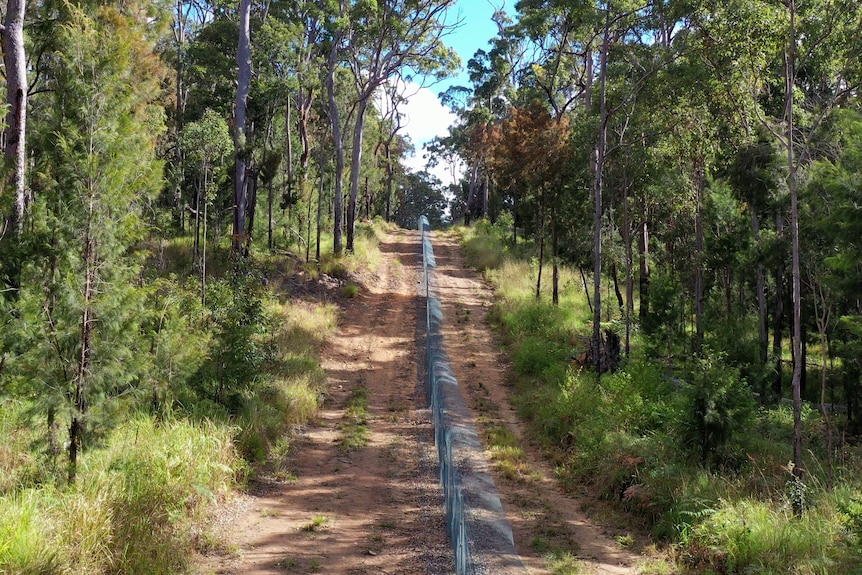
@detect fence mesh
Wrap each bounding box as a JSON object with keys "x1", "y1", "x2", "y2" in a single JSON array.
[{"x1": 419, "y1": 216, "x2": 526, "y2": 575}]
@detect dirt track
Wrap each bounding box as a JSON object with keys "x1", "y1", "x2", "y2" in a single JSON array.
[{"x1": 196, "y1": 228, "x2": 642, "y2": 575}]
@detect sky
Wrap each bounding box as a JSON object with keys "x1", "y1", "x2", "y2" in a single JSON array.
[{"x1": 398, "y1": 0, "x2": 500, "y2": 185}]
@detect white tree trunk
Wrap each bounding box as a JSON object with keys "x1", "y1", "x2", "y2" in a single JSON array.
[
  {"x1": 3, "y1": 0, "x2": 27, "y2": 236},
  {"x1": 232, "y1": 0, "x2": 252, "y2": 251}
]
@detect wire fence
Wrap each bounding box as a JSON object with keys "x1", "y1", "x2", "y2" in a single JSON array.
[{"x1": 419, "y1": 216, "x2": 526, "y2": 575}]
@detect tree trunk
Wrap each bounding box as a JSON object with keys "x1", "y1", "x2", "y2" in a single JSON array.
[
  {"x1": 202, "y1": 173, "x2": 208, "y2": 306},
  {"x1": 2, "y1": 0, "x2": 27, "y2": 237},
  {"x1": 481, "y1": 174, "x2": 490, "y2": 220},
  {"x1": 316, "y1": 144, "x2": 326, "y2": 264},
  {"x1": 536, "y1": 193, "x2": 545, "y2": 300},
  {"x1": 552, "y1": 205, "x2": 559, "y2": 306},
  {"x1": 70, "y1": 203, "x2": 98, "y2": 484},
  {"x1": 611, "y1": 261, "x2": 624, "y2": 317},
  {"x1": 232, "y1": 0, "x2": 252, "y2": 254},
  {"x1": 297, "y1": 89, "x2": 313, "y2": 260},
  {"x1": 326, "y1": 34, "x2": 344, "y2": 255},
  {"x1": 536, "y1": 224, "x2": 545, "y2": 300},
  {"x1": 638, "y1": 217, "x2": 650, "y2": 324},
  {"x1": 580, "y1": 266, "x2": 593, "y2": 314},
  {"x1": 173, "y1": 0, "x2": 187, "y2": 231},
  {"x1": 268, "y1": 182, "x2": 274, "y2": 251},
  {"x1": 693, "y1": 155, "x2": 705, "y2": 355},
  {"x1": 592, "y1": 17, "x2": 610, "y2": 373},
  {"x1": 464, "y1": 163, "x2": 480, "y2": 225},
  {"x1": 246, "y1": 169, "x2": 259, "y2": 240},
  {"x1": 347, "y1": 97, "x2": 370, "y2": 252},
  {"x1": 812, "y1": 282, "x2": 833, "y2": 489},
  {"x1": 753, "y1": 211, "x2": 768, "y2": 368},
  {"x1": 773, "y1": 214, "x2": 786, "y2": 398},
  {"x1": 785, "y1": 0, "x2": 804, "y2": 487},
  {"x1": 385, "y1": 143, "x2": 394, "y2": 222},
  {"x1": 623, "y1": 182, "x2": 634, "y2": 357},
  {"x1": 193, "y1": 179, "x2": 201, "y2": 262}
]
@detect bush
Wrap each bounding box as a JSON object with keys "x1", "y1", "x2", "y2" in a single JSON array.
[
  {"x1": 513, "y1": 336, "x2": 569, "y2": 380},
  {"x1": 680, "y1": 355, "x2": 757, "y2": 467}
]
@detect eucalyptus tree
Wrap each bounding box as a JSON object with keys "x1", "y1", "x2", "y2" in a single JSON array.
[
  {"x1": 324, "y1": 0, "x2": 347, "y2": 254},
  {"x1": 169, "y1": 0, "x2": 211, "y2": 230},
  {"x1": 340, "y1": 0, "x2": 459, "y2": 253},
  {"x1": 376, "y1": 77, "x2": 410, "y2": 222},
  {"x1": 585, "y1": 0, "x2": 685, "y2": 372},
  {"x1": 256, "y1": 0, "x2": 324, "y2": 252},
  {"x1": 762, "y1": 0, "x2": 860, "y2": 483},
  {"x1": 232, "y1": 0, "x2": 252, "y2": 253}
]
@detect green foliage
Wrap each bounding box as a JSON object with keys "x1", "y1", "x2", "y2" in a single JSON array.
[
  {"x1": 680, "y1": 355, "x2": 757, "y2": 467},
  {"x1": 512, "y1": 336, "x2": 568, "y2": 381},
  {"x1": 458, "y1": 218, "x2": 515, "y2": 272},
  {"x1": 393, "y1": 170, "x2": 448, "y2": 229},
  {"x1": 642, "y1": 269, "x2": 686, "y2": 353},
  {"x1": 144, "y1": 277, "x2": 211, "y2": 417},
  {"x1": 193, "y1": 268, "x2": 268, "y2": 411}
]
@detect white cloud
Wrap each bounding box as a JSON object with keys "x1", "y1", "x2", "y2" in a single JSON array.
[
  {"x1": 400, "y1": 82, "x2": 458, "y2": 144},
  {"x1": 384, "y1": 81, "x2": 464, "y2": 187}
]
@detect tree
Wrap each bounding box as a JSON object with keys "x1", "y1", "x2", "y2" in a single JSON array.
[
  {"x1": 393, "y1": 170, "x2": 447, "y2": 228},
  {"x1": 324, "y1": 0, "x2": 347, "y2": 255},
  {"x1": 340, "y1": 0, "x2": 459, "y2": 253},
  {"x1": 182, "y1": 109, "x2": 232, "y2": 305},
  {"x1": 22, "y1": 3, "x2": 166, "y2": 482}
]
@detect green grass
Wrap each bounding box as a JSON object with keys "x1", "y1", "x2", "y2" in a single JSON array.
[
  {"x1": 340, "y1": 384, "x2": 370, "y2": 454},
  {"x1": 301, "y1": 514, "x2": 330, "y2": 533},
  {"x1": 341, "y1": 282, "x2": 361, "y2": 298},
  {"x1": 545, "y1": 550, "x2": 585, "y2": 575},
  {"x1": 484, "y1": 423, "x2": 536, "y2": 483},
  {"x1": 0, "y1": 417, "x2": 238, "y2": 575}
]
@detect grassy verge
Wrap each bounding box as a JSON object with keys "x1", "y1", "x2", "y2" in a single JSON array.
[{"x1": 455, "y1": 220, "x2": 862, "y2": 575}]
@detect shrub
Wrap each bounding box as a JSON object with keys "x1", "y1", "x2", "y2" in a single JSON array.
[
  {"x1": 680, "y1": 356, "x2": 757, "y2": 467},
  {"x1": 513, "y1": 336, "x2": 569, "y2": 380}
]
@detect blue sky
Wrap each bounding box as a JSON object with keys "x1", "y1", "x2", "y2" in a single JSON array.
[
  {"x1": 399, "y1": 0, "x2": 500, "y2": 182},
  {"x1": 440, "y1": 1, "x2": 499, "y2": 91}
]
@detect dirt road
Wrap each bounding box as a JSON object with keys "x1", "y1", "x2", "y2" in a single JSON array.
[{"x1": 196, "y1": 228, "x2": 643, "y2": 575}]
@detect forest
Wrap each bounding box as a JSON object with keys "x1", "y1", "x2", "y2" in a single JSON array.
[{"x1": 0, "y1": 0, "x2": 861, "y2": 573}]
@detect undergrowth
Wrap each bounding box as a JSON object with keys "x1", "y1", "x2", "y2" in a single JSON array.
[{"x1": 454, "y1": 219, "x2": 862, "y2": 575}]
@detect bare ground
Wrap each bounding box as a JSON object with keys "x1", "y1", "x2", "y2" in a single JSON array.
[{"x1": 195, "y1": 228, "x2": 645, "y2": 575}]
